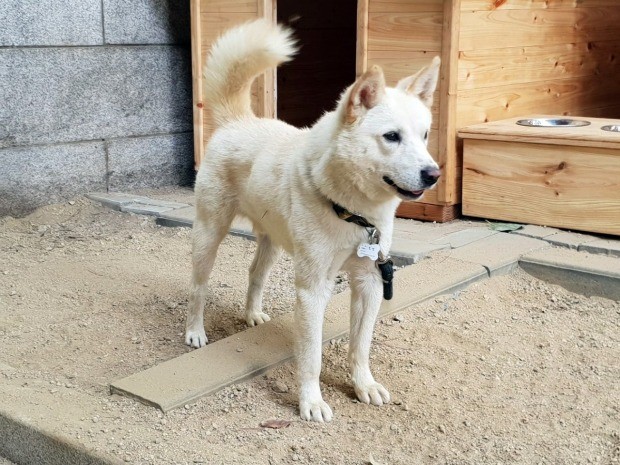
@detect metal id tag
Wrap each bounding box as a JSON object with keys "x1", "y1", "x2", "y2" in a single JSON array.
[
  {"x1": 357, "y1": 243, "x2": 380, "y2": 260},
  {"x1": 357, "y1": 228, "x2": 381, "y2": 260}
]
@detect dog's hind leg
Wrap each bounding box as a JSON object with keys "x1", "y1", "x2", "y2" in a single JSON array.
[
  {"x1": 185, "y1": 204, "x2": 235, "y2": 348},
  {"x1": 345, "y1": 256, "x2": 391, "y2": 406},
  {"x1": 245, "y1": 234, "x2": 282, "y2": 327}
]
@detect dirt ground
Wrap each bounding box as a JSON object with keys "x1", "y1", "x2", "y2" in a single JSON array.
[{"x1": 1, "y1": 192, "x2": 619, "y2": 465}]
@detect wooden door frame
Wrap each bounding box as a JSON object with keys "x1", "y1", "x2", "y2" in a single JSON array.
[
  {"x1": 356, "y1": 0, "x2": 368, "y2": 78},
  {"x1": 190, "y1": 0, "x2": 204, "y2": 170},
  {"x1": 190, "y1": 0, "x2": 277, "y2": 169},
  {"x1": 437, "y1": 0, "x2": 460, "y2": 204}
]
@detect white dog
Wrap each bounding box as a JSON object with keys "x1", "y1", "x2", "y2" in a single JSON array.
[{"x1": 185, "y1": 19, "x2": 441, "y2": 422}]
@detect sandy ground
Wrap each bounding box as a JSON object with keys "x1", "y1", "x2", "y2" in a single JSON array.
[{"x1": 1, "y1": 193, "x2": 619, "y2": 465}]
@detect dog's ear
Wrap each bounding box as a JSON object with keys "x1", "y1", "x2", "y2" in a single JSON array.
[
  {"x1": 345, "y1": 65, "x2": 386, "y2": 123},
  {"x1": 396, "y1": 56, "x2": 441, "y2": 108}
]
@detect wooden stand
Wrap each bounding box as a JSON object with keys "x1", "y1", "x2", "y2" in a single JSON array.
[{"x1": 460, "y1": 116, "x2": 620, "y2": 236}]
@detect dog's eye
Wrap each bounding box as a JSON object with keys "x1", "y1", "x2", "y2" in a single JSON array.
[
  {"x1": 383, "y1": 131, "x2": 401, "y2": 143},
  {"x1": 424, "y1": 131, "x2": 429, "y2": 141}
]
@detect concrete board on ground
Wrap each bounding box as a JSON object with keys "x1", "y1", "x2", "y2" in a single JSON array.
[
  {"x1": 156, "y1": 206, "x2": 195, "y2": 228},
  {"x1": 544, "y1": 231, "x2": 599, "y2": 250},
  {"x1": 449, "y1": 233, "x2": 549, "y2": 276},
  {"x1": 520, "y1": 247, "x2": 620, "y2": 301},
  {"x1": 85, "y1": 193, "x2": 146, "y2": 211},
  {"x1": 110, "y1": 257, "x2": 487, "y2": 411},
  {"x1": 391, "y1": 218, "x2": 486, "y2": 243},
  {"x1": 390, "y1": 237, "x2": 449, "y2": 265},
  {"x1": 579, "y1": 239, "x2": 620, "y2": 258},
  {"x1": 432, "y1": 227, "x2": 498, "y2": 248},
  {"x1": 512, "y1": 224, "x2": 560, "y2": 239},
  {"x1": 120, "y1": 203, "x2": 176, "y2": 216}
]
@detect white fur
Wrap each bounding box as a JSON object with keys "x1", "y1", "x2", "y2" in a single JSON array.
[{"x1": 186, "y1": 19, "x2": 441, "y2": 422}]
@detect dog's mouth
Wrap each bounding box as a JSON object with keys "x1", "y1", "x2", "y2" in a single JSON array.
[{"x1": 383, "y1": 176, "x2": 425, "y2": 200}]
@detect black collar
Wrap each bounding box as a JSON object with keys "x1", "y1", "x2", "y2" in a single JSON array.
[{"x1": 332, "y1": 202, "x2": 375, "y2": 229}]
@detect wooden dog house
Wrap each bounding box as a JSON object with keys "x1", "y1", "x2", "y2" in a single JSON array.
[{"x1": 190, "y1": 0, "x2": 620, "y2": 222}]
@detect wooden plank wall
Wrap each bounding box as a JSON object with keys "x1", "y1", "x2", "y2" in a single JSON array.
[
  {"x1": 457, "y1": 0, "x2": 620, "y2": 128},
  {"x1": 366, "y1": 0, "x2": 445, "y2": 207},
  {"x1": 192, "y1": 0, "x2": 274, "y2": 167}
]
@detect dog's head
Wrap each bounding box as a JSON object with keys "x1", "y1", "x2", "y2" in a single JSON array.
[{"x1": 333, "y1": 57, "x2": 441, "y2": 203}]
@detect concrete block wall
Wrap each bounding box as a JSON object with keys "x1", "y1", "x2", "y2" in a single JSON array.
[{"x1": 0, "y1": 0, "x2": 194, "y2": 217}]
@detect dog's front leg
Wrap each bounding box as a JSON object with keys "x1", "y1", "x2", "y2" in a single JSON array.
[
  {"x1": 346, "y1": 256, "x2": 391, "y2": 406},
  {"x1": 294, "y1": 267, "x2": 334, "y2": 422}
]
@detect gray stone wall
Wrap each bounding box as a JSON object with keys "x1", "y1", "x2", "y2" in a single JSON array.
[{"x1": 0, "y1": 0, "x2": 194, "y2": 217}]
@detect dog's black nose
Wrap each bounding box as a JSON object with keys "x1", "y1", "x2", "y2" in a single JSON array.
[{"x1": 421, "y1": 168, "x2": 441, "y2": 186}]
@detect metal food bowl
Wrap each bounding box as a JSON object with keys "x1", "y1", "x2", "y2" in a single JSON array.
[
  {"x1": 601, "y1": 125, "x2": 620, "y2": 133},
  {"x1": 516, "y1": 118, "x2": 591, "y2": 128}
]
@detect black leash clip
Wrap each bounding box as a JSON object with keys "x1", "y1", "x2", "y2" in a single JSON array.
[{"x1": 377, "y1": 257, "x2": 394, "y2": 301}]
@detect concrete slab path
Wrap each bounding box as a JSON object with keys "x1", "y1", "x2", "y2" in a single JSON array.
[{"x1": 520, "y1": 247, "x2": 620, "y2": 301}]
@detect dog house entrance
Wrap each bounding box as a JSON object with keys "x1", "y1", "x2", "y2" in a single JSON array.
[{"x1": 276, "y1": 0, "x2": 358, "y2": 128}]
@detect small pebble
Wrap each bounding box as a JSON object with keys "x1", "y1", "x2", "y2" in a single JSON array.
[{"x1": 273, "y1": 381, "x2": 289, "y2": 393}]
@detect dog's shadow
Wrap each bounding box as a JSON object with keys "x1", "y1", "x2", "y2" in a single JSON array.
[
  {"x1": 321, "y1": 370, "x2": 358, "y2": 402},
  {"x1": 260, "y1": 355, "x2": 359, "y2": 419},
  {"x1": 201, "y1": 298, "x2": 251, "y2": 344}
]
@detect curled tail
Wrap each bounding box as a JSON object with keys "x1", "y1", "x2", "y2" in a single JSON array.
[{"x1": 203, "y1": 19, "x2": 297, "y2": 126}]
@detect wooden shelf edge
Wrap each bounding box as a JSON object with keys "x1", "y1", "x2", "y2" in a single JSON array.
[{"x1": 396, "y1": 201, "x2": 461, "y2": 223}]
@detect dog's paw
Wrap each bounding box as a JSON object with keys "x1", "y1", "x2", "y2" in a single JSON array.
[
  {"x1": 354, "y1": 381, "x2": 391, "y2": 406},
  {"x1": 300, "y1": 399, "x2": 333, "y2": 423},
  {"x1": 185, "y1": 328, "x2": 208, "y2": 348},
  {"x1": 246, "y1": 311, "x2": 271, "y2": 327}
]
